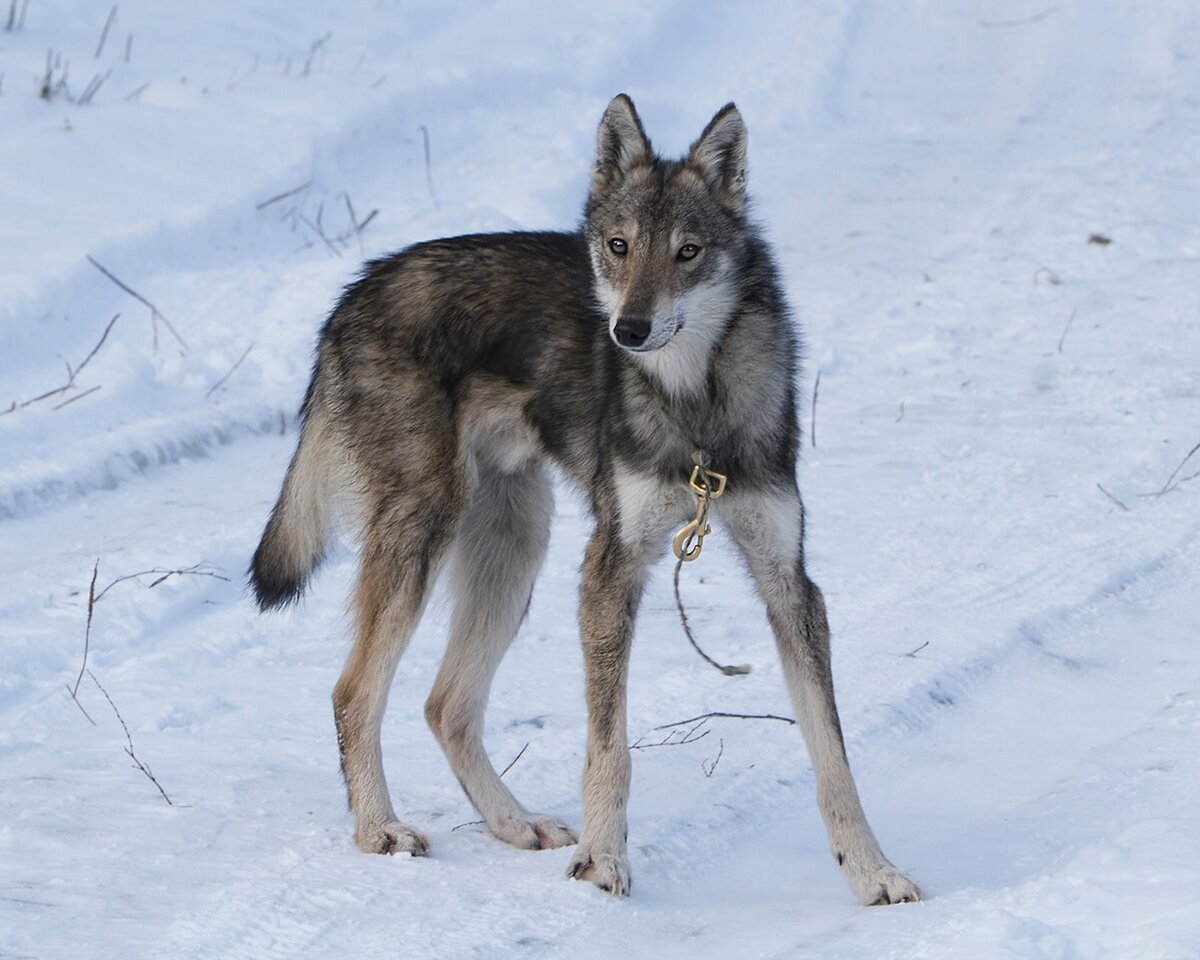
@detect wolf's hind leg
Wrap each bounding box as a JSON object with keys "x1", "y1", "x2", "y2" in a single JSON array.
[
  {"x1": 722, "y1": 486, "x2": 922, "y2": 905},
  {"x1": 333, "y1": 475, "x2": 465, "y2": 857},
  {"x1": 425, "y1": 463, "x2": 576, "y2": 851}
]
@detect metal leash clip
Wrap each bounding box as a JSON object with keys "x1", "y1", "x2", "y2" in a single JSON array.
[{"x1": 672, "y1": 464, "x2": 727, "y2": 561}]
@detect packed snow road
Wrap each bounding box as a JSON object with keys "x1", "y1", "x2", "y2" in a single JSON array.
[{"x1": 2, "y1": 2, "x2": 1198, "y2": 958}]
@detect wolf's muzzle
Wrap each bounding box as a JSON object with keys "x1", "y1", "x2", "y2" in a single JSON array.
[{"x1": 612, "y1": 316, "x2": 651, "y2": 349}]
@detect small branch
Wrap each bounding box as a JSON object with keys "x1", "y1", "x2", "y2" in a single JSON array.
[
  {"x1": 1056, "y1": 308, "x2": 1077, "y2": 354},
  {"x1": 94, "y1": 4, "x2": 117, "y2": 58},
  {"x1": 895, "y1": 399, "x2": 905, "y2": 423},
  {"x1": 5, "y1": 0, "x2": 15, "y2": 31},
  {"x1": 652, "y1": 712, "x2": 795, "y2": 731},
  {"x1": 205, "y1": 342, "x2": 255, "y2": 398},
  {"x1": 1095, "y1": 482, "x2": 1129, "y2": 512},
  {"x1": 0, "y1": 313, "x2": 117, "y2": 416},
  {"x1": 86, "y1": 256, "x2": 187, "y2": 352},
  {"x1": 810, "y1": 369, "x2": 821, "y2": 447},
  {"x1": 498, "y1": 742, "x2": 529, "y2": 779},
  {"x1": 1033, "y1": 266, "x2": 1062, "y2": 286},
  {"x1": 77, "y1": 68, "x2": 112, "y2": 105},
  {"x1": 94, "y1": 562, "x2": 229, "y2": 603},
  {"x1": 302, "y1": 215, "x2": 343, "y2": 258},
  {"x1": 631, "y1": 721, "x2": 710, "y2": 751},
  {"x1": 1151, "y1": 440, "x2": 1200, "y2": 497},
  {"x1": 702, "y1": 738, "x2": 724, "y2": 778},
  {"x1": 255, "y1": 179, "x2": 312, "y2": 211},
  {"x1": 123, "y1": 81, "x2": 149, "y2": 101},
  {"x1": 52, "y1": 384, "x2": 101, "y2": 410},
  {"x1": 419, "y1": 124, "x2": 439, "y2": 210},
  {"x1": 301, "y1": 31, "x2": 331, "y2": 77},
  {"x1": 88, "y1": 670, "x2": 173, "y2": 805},
  {"x1": 981, "y1": 6, "x2": 1058, "y2": 28},
  {"x1": 123, "y1": 33, "x2": 132, "y2": 63},
  {"x1": 901, "y1": 640, "x2": 930, "y2": 658},
  {"x1": 70, "y1": 561, "x2": 99, "y2": 699}
]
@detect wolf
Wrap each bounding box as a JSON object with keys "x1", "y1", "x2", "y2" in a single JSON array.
[{"x1": 250, "y1": 94, "x2": 921, "y2": 905}]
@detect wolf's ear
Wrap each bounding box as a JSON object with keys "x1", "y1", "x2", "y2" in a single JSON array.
[
  {"x1": 592, "y1": 94, "x2": 652, "y2": 192},
  {"x1": 687, "y1": 103, "x2": 748, "y2": 211}
]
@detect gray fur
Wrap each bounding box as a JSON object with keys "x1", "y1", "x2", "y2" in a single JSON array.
[{"x1": 250, "y1": 94, "x2": 921, "y2": 905}]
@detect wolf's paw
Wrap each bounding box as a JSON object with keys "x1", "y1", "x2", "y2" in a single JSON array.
[
  {"x1": 355, "y1": 820, "x2": 430, "y2": 857},
  {"x1": 845, "y1": 858, "x2": 922, "y2": 905},
  {"x1": 491, "y1": 814, "x2": 578, "y2": 851},
  {"x1": 567, "y1": 843, "x2": 631, "y2": 897}
]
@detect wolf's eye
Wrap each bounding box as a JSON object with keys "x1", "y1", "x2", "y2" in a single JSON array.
[
  {"x1": 608, "y1": 237, "x2": 628, "y2": 256},
  {"x1": 678, "y1": 244, "x2": 701, "y2": 261}
]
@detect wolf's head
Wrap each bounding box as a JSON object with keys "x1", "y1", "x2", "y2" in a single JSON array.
[{"x1": 584, "y1": 94, "x2": 750, "y2": 391}]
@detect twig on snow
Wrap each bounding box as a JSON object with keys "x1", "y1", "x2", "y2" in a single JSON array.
[
  {"x1": 65, "y1": 560, "x2": 100, "y2": 724},
  {"x1": 93, "y1": 562, "x2": 230, "y2": 602},
  {"x1": 86, "y1": 256, "x2": 187, "y2": 352},
  {"x1": 498, "y1": 742, "x2": 529, "y2": 779},
  {"x1": 981, "y1": 6, "x2": 1058, "y2": 28},
  {"x1": 88, "y1": 670, "x2": 173, "y2": 805},
  {"x1": 255, "y1": 179, "x2": 312, "y2": 211},
  {"x1": 1033, "y1": 266, "x2": 1062, "y2": 286},
  {"x1": 205, "y1": 342, "x2": 255, "y2": 398},
  {"x1": 76, "y1": 68, "x2": 111, "y2": 105},
  {"x1": 52, "y1": 384, "x2": 101, "y2": 410},
  {"x1": 901, "y1": 640, "x2": 930, "y2": 658},
  {"x1": 419, "y1": 124, "x2": 439, "y2": 210},
  {"x1": 810, "y1": 369, "x2": 821, "y2": 447},
  {"x1": 702, "y1": 738, "x2": 724, "y2": 777},
  {"x1": 1057, "y1": 308, "x2": 1077, "y2": 354},
  {"x1": 93, "y1": 4, "x2": 116, "y2": 58},
  {"x1": 652, "y1": 711, "x2": 795, "y2": 731},
  {"x1": 1144, "y1": 440, "x2": 1200, "y2": 498},
  {"x1": 1096, "y1": 482, "x2": 1129, "y2": 512},
  {"x1": 0, "y1": 313, "x2": 118, "y2": 416},
  {"x1": 631, "y1": 720, "x2": 710, "y2": 750},
  {"x1": 301, "y1": 31, "x2": 331, "y2": 77}
]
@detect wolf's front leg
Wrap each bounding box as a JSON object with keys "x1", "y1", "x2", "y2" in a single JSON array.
[
  {"x1": 722, "y1": 485, "x2": 922, "y2": 905},
  {"x1": 566, "y1": 524, "x2": 648, "y2": 897}
]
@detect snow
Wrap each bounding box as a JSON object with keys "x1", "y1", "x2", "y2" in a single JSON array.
[{"x1": 2, "y1": 1, "x2": 1198, "y2": 957}]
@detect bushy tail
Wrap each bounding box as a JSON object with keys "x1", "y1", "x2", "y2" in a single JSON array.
[{"x1": 250, "y1": 405, "x2": 336, "y2": 610}]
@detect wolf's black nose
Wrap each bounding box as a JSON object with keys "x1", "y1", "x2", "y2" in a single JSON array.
[{"x1": 613, "y1": 316, "x2": 650, "y2": 348}]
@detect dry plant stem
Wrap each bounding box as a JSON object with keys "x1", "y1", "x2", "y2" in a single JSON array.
[
  {"x1": 205, "y1": 342, "x2": 255, "y2": 398},
  {"x1": 419, "y1": 124, "x2": 439, "y2": 209},
  {"x1": 77, "y1": 68, "x2": 111, "y2": 105},
  {"x1": 93, "y1": 563, "x2": 229, "y2": 603},
  {"x1": 1153, "y1": 440, "x2": 1200, "y2": 496},
  {"x1": 94, "y1": 4, "x2": 116, "y2": 58},
  {"x1": 88, "y1": 670, "x2": 173, "y2": 805},
  {"x1": 702, "y1": 738, "x2": 724, "y2": 777},
  {"x1": 52, "y1": 384, "x2": 101, "y2": 410},
  {"x1": 810, "y1": 369, "x2": 821, "y2": 447},
  {"x1": 256, "y1": 179, "x2": 312, "y2": 211},
  {"x1": 70, "y1": 554, "x2": 99, "y2": 696},
  {"x1": 631, "y1": 721, "x2": 711, "y2": 750},
  {"x1": 981, "y1": 6, "x2": 1058, "y2": 28},
  {"x1": 0, "y1": 313, "x2": 118, "y2": 416},
  {"x1": 498, "y1": 742, "x2": 529, "y2": 779},
  {"x1": 301, "y1": 31, "x2": 331, "y2": 76},
  {"x1": 86, "y1": 256, "x2": 188, "y2": 352},
  {"x1": 652, "y1": 711, "x2": 795, "y2": 731},
  {"x1": 1096, "y1": 482, "x2": 1129, "y2": 511},
  {"x1": 1057, "y1": 308, "x2": 1077, "y2": 354},
  {"x1": 902, "y1": 640, "x2": 930, "y2": 658},
  {"x1": 5, "y1": 0, "x2": 15, "y2": 31}
]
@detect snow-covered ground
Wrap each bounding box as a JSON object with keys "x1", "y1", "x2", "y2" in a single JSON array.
[{"x1": 2, "y1": 2, "x2": 1198, "y2": 957}]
